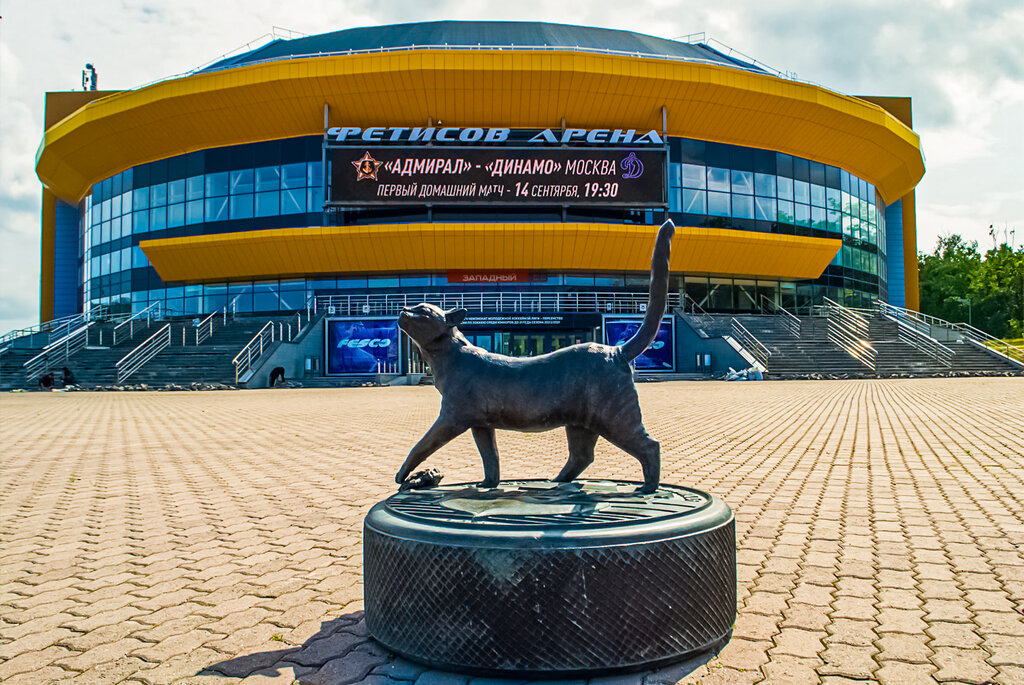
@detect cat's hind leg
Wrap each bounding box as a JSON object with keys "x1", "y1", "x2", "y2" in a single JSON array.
[
  {"x1": 554, "y1": 426, "x2": 599, "y2": 483},
  {"x1": 395, "y1": 417, "x2": 467, "y2": 484},
  {"x1": 598, "y1": 423, "x2": 661, "y2": 494},
  {"x1": 471, "y1": 427, "x2": 500, "y2": 488}
]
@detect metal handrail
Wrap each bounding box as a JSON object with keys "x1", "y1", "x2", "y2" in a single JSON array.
[
  {"x1": 23, "y1": 323, "x2": 94, "y2": 381},
  {"x1": 113, "y1": 302, "x2": 162, "y2": 346},
  {"x1": 312, "y1": 291, "x2": 682, "y2": 317},
  {"x1": 680, "y1": 293, "x2": 714, "y2": 329},
  {"x1": 233, "y1": 321, "x2": 276, "y2": 384},
  {"x1": 759, "y1": 295, "x2": 801, "y2": 338},
  {"x1": 116, "y1": 323, "x2": 171, "y2": 383},
  {"x1": 823, "y1": 297, "x2": 876, "y2": 371},
  {"x1": 194, "y1": 310, "x2": 218, "y2": 345},
  {"x1": 877, "y1": 301, "x2": 1024, "y2": 366},
  {"x1": 885, "y1": 314, "x2": 954, "y2": 368},
  {"x1": 729, "y1": 318, "x2": 771, "y2": 367}
]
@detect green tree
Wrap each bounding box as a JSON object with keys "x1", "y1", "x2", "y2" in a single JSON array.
[{"x1": 918, "y1": 235, "x2": 1023, "y2": 338}]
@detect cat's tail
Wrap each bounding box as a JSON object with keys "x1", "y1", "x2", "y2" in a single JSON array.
[{"x1": 620, "y1": 219, "x2": 675, "y2": 362}]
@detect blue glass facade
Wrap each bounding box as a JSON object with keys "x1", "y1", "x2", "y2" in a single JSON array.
[
  {"x1": 884, "y1": 200, "x2": 905, "y2": 308},
  {"x1": 75, "y1": 134, "x2": 891, "y2": 317}
]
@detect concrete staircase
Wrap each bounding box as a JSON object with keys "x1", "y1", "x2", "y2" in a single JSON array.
[{"x1": 729, "y1": 315, "x2": 873, "y2": 378}]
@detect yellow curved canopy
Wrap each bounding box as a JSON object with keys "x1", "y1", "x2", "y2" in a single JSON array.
[
  {"x1": 140, "y1": 222, "x2": 841, "y2": 283},
  {"x1": 38, "y1": 50, "x2": 924, "y2": 204}
]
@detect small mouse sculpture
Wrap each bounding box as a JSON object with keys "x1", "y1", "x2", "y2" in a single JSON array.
[{"x1": 397, "y1": 220, "x2": 675, "y2": 493}]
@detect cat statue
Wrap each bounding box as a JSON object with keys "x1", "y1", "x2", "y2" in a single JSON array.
[{"x1": 396, "y1": 219, "x2": 675, "y2": 493}]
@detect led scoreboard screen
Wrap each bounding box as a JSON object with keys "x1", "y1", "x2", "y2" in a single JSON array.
[{"x1": 328, "y1": 145, "x2": 666, "y2": 207}]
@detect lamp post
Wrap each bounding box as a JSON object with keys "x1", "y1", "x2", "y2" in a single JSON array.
[{"x1": 954, "y1": 297, "x2": 972, "y2": 327}]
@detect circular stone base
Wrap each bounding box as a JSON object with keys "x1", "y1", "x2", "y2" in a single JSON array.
[{"x1": 363, "y1": 480, "x2": 736, "y2": 677}]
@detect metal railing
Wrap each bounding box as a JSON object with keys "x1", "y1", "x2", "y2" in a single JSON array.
[
  {"x1": 194, "y1": 310, "x2": 218, "y2": 345},
  {"x1": 680, "y1": 293, "x2": 714, "y2": 330},
  {"x1": 729, "y1": 318, "x2": 771, "y2": 368},
  {"x1": 233, "y1": 321, "x2": 277, "y2": 384},
  {"x1": 886, "y1": 313, "x2": 954, "y2": 368},
  {"x1": 116, "y1": 324, "x2": 171, "y2": 383},
  {"x1": 23, "y1": 323, "x2": 94, "y2": 381},
  {"x1": 760, "y1": 295, "x2": 801, "y2": 338},
  {"x1": 822, "y1": 297, "x2": 876, "y2": 371},
  {"x1": 113, "y1": 302, "x2": 162, "y2": 346},
  {"x1": 877, "y1": 301, "x2": 1024, "y2": 367},
  {"x1": 311, "y1": 291, "x2": 682, "y2": 317}
]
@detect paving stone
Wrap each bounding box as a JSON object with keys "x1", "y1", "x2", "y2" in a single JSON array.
[{"x1": 2, "y1": 380, "x2": 1024, "y2": 684}]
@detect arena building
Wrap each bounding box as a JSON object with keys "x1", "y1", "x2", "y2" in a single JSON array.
[{"x1": 35, "y1": 21, "x2": 925, "y2": 376}]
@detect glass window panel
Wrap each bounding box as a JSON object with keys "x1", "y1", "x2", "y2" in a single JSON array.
[
  {"x1": 668, "y1": 187, "x2": 681, "y2": 213},
  {"x1": 731, "y1": 170, "x2": 753, "y2": 195},
  {"x1": 100, "y1": 220, "x2": 111, "y2": 243},
  {"x1": 732, "y1": 194, "x2": 754, "y2": 219},
  {"x1": 150, "y1": 183, "x2": 167, "y2": 206},
  {"x1": 281, "y1": 162, "x2": 306, "y2": 189},
  {"x1": 795, "y1": 203, "x2": 810, "y2": 226},
  {"x1": 230, "y1": 169, "x2": 254, "y2": 194},
  {"x1": 826, "y1": 187, "x2": 841, "y2": 211},
  {"x1": 281, "y1": 187, "x2": 306, "y2": 214},
  {"x1": 100, "y1": 199, "x2": 110, "y2": 222},
  {"x1": 100, "y1": 252, "x2": 110, "y2": 275},
  {"x1": 168, "y1": 179, "x2": 185, "y2": 204},
  {"x1": 307, "y1": 161, "x2": 323, "y2": 187},
  {"x1": 708, "y1": 191, "x2": 730, "y2": 217},
  {"x1": 252, "y1": 281, "x2": 279, "y2": 311},
  {"x1": 810, "y1": 184, "x2": 825, "y2": 207},
  {"x1": 255, "y1": 166, "x2": 281, "y2": 192},
  {"x1": 206, "y1": 172, "x2": 229, "y2": 197},
  {"x1": 255, "y1": 191, "x2": 279, "y2": 217},
  {"x1": 205, "y1": 196, "x2": 229, "y2": 222},
  {"x1": 668, "y1": 163, "x2": 681, "y2": 188},
  {"x1": 682, "y1": 188, "x2": 706, "y2": 214},
  {"x1": 681, "y1": 164, "x2": 706, "y2": 189},
  {"x1": 122, "y1": 190, "x2": 133, "y2": 213},
  {"x1": 811, "y1": 206, "x2": 826, "y2": 230},
  {"x1": 110, "y1": 249, "x2": 121, "y2": 273},
  {"x1": 755, "y1": 196, "x2": 776, "y2": 221},
  {"x1": 186, "y1": 199, "x2": 204, "y2": 224},
  {"x1": 307, "y1": 186, "x2": 323, "y2": 211},
  {"x1": 90, "y1": 256, "x2": 99, "y2": 276},
  {"x1": 150, "y1": 206, "x2": 167, "y2": 230},
  {"x1": 111, "y1": 194, "x2": 122, "y2": 218},
  {"x1": 186, "y1": 175, "x2": 204, "y2": 200},
  {"x1": 230, "y1": 194, "x2": 254, "y2": 219},
  {"x1": 841, "y1": 170, "x2": 851, "y2": 194},
  {"x1": 167, "y1": 202, "x2": 185, "y2": 228},
  {"x1": 842, "y1": 214, "x2": 852, "y2": 236},
  {"x1": 842, "y1": 191, "x2": 852, "y2": 215},
  {"x1": 132, "y1": 246, "x2": 148, "y2": 269},
  {"x1": 133, "y1": 187, "x2": 149, "y2": 210},
  {"x1": 707, "y1": 167, "x2": 730, "y2": 192},
  {"x1": 133, "y1": 209, "x2": 150, "y2": 233},
  {"x1": 827, "y1": 208, "x2": 841, "y2": 231},
  {"x1": 778, "y1": 200, "x2": 794, "y2": 224},
  {"x1": 794, "y1": 180, "x2": 810, "y2": 205},
  {"x1": 754, "y1": 173, "x2": 776, "y2": 198},
  {"x1": 777, "y1": 176, "x2": 794, "y2": 201}
]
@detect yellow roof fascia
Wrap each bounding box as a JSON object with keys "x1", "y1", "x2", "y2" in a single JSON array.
[
  {"x1": 39, "y1": 50, "x2": 924, "y2": 205},
  {"x1": 140, "y1": 222, "x2": 840, "y2": 284}
]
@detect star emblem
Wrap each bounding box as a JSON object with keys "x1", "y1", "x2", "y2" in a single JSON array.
[{"x1": 352, "y1": 152, "x2": 383, "y2": 181}]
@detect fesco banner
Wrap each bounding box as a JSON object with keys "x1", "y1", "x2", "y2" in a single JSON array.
[
  {"x1": 603, "y1": 316, "x2": 675, "y2": 372},
  {"x1": 326, "y1": 318, "x2": 399, "y2": 375}
]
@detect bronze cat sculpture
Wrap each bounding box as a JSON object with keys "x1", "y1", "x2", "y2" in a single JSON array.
[{"x1": 396, "y1": 220, "x2": 675, "y2": 494}]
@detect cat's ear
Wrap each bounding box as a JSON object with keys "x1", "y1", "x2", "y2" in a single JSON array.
[{"x1": 444, "y1": 308, "x2": 468, "y2": 327}]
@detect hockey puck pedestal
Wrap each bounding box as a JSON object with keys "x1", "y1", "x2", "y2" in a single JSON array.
[{"x1": 363, "y1": 479, "x2": 736, "y2": 677}]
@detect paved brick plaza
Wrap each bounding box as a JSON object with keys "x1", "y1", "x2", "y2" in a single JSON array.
[{"x1": 1, "y1": 378, "x2": 1023, "y2": 685}]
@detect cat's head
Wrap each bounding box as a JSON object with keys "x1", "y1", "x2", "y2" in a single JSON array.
[{"x1": 398, "y1": 303, "x2": 468, "y2": 352}]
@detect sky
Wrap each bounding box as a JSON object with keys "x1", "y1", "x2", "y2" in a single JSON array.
[{"x1": 1, "y1": 0, "x2": 1021, "y2": 331}]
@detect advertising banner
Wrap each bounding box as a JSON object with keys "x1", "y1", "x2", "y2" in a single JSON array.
[
  {"x1": 329, "y1": 147, "x2": 666, "y2": 206},
  {"x1": 603, "y1": 316, "x2": 675, "y2": 372},
  {"x1": 326, "y1": 318, "x2": 400, "y2": 375}
]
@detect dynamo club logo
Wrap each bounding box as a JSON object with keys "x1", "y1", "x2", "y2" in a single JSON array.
[{"x1": 620, "y1": 152, "x2": 644, "y2": 179}]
